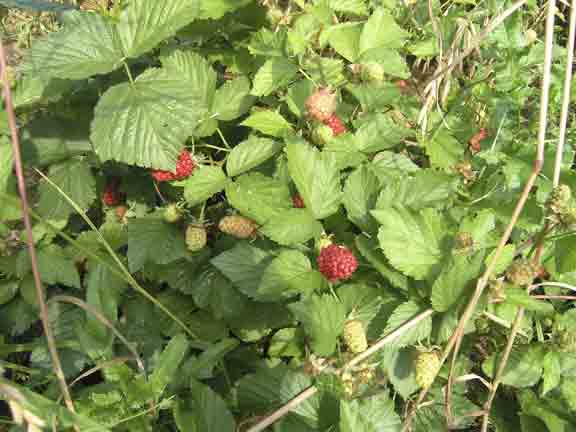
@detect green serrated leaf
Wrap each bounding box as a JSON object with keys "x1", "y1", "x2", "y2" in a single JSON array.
[
  {"x1": 183, "y1": 166, "x2": 230, "y2": 206},
  {"x1": 259, "y1": 250, "x2": 320, "y2": 299},
  {"x1": 0, "y1": 141, "x2": 13, "y2": 194},
  {"x1": 251, "y1": 58, "x2": 298, "y2": 97},
  {"x1": 227, "y1": 137, "x2": 284, "y2": 177},
  {"x1": 117, "y1": 0, "x2": 201, "y2": 59},
  {"x1": 340, "y1": 392, "x2": 401, "y2": 432},
  {"x1": 211, "y1": 242, "x2": 272, "y2": 301},
  {"x1": 383, "y1": 301, "x2": 432, "y2": 347},
  {"x1": 286, "y1": 139, "x2": 342, "y2": 220},
  {"x1": 150, "y1": 334, "x2": 190, "y2": 397},
  {"x1": 370, "y1": 151, "x2": 420, "y2": 182},
  {"x1": 212, "y1": 77, "x2": 255, "y2": 121},
  {"x1": 359, "y1": 8, "x2": 408, "y2": 51},
  {"x1": 431, "y1": 253, "x2": 484, "y2": 312},
  {"x1": 330, "y1": 0, "x2": 368, "y2": 16},
  {"x1": 0, "y1": 0, "x2": 74, "y2": 11},
  {"x1": 425, "y1": 130, "x2": 464, "y2": 171},
  {"x1": 289, "y1": 294, "x2": 346, "y2": 356},
  {"x1": 91, "y1": 68, "x2": 206, "y2": 170},
  {"x1": 355, "y1": 235, "x2": 409, "y2": 291},
  {"x1": 327, "y1": 23, "x2": 363, "y2": 62},
  {"x1": 0, "y1": 280, "x2": 19, "y2": 305},
  {"x1": 373, "y1": 206, "x2": 444, "y2": 280},
  {"x1": 175, "y1": 380, "x2": 235, "y2": 432},
  {"x1": 260, "y1": 208, "x2": 324, "y2": 246},
  {"x1": 23, "y1": 11, "x2": 123, "y2": 80},
  {"x1": 343, "y1": 164, "x2": 379, "y2": 232},
  {"x1": 241, "y1": 110, "x2": 293, "y2": 138},
  {"x1": 37, "y1": 159, "x2": 96, "y2": 221},
  {"x1": 128, "y1": 218, "x2": 188, "y2": 272},
  {"x1": 226, "y1": 172, "x2": 290, "y2": 225},
  {"x1": 355, "y1": 113, "x2": 411, "y2": 153},
  {"x1": 542, "y1": 352, "x2": 562, "y2": 396},
  {"x1": 483, "y1": 345, "x2": 545, "y2": 388}
]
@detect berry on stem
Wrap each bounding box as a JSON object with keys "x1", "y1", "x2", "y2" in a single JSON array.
[
  {"x1": 186, "y1": 225, "x2": 207, "y2": 252},
  {"x1": 317, "y1": 243, "x2": 358, "y2": 282},
  {"x1": 218, "y1": 215, "x2": 258, "y2": 239},
  {"x1": 164, "y1": 204, "x2": 182, "y2": 223},
  {"x1": 343, "y1": 319, "x2": 368, "y2": 353},
  {"x1": 324, "y1": 114, "x2": 346, "y2": 136},
  {"x1": 305, "y1": 88, "x2": 337, "y2": 122},
  {"x1": 102, "y1": 178, "x2": 123, "y2": 207},
  {"x1": 415, "y1": 350, "x2": 441, "y2": 389},
  {"x1": 152, "y1": 149, "x2": 196, "y2": 182},
  {"x1": 292, "y1": 194, "x2": 305, "y2": 208}
]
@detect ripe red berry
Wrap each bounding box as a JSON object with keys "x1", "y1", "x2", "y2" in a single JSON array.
[
  {"x1": 102, "y1": 178, "x2": 123, "y2": 206},
  {"x1": 305, "y1": 88, "x2": 337, "y2": 122},
  {"x1": 323, "y1": 114, "x2": 346, "y2": 136},
  {"x1": 152, "y1": 149, "x2": 196, "y2": 182},
  {"x1": 292, "y1": 194, "x2": 305, "y2": 208},
  {"x1": 317, "y1": 244, "x2": 358, "y2": 282}
]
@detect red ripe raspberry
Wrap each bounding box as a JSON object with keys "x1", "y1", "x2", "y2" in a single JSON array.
[
  {"x1": 292, "y1": 194, "x2": 305, "y2": 208},
  {"x1": 305, "y1": 88, "x2": 337, "y2": 122},
  {"x1": 324, "y1": 114, "x2": 346, "y2": 136},
  {"x1": 317, "y1": 244, "x2": 358, "y2": 282},
  {"x1": 102, "y1": 178, "x2": 123, "y2": 206},
  {"x1": 152, "y1": 149, "x2": 196, "y2": 182}
]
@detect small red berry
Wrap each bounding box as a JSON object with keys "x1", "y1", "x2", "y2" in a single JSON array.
[
  {"x1": 323, "y1": 114, "x2": 346, "y2": 136},
  {"x1": 317, "y1": 244, "x2": 358, "y2": 282},
  {"x1": 305, "y1": 88, "x2": 337, "y2": 122},
  {"x1": 152, "y1": 149, "x2": 196, "y2": 182},
  {"x1": 292, "y1": 194, "x2": 305, "y2": 208},
  {"x1": 102, "y1": 178, "x2": 123, "y2": 206}
]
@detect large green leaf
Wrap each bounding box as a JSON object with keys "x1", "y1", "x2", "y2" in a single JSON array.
[
  {"x1": 128, "y1": 218, "x2": 188, "y2": 272},
  {"x1": 91, "y1": 68, "x2": 206, "y2": 170},
  {"x1": 117, "y1": 0, "x2": 201, "y2": 59},
  {"x1": 355, "y1": 113, "x2": 412, "y2": 153},
  {"x1": 289, "y1": 294, "x2": 346, "y2": 356},
  {"x1": 183, "y1": 166, "x2": 230, "y2": 206},
  {"x1": 373, "y1": 206, "x2": 445, "y2": 280},
  {"x1": 286, "y1": 139, "x2": 342, "y2": 220},
  {"x1": 251, "y1": 58, "x2": 299, "y2": 97},
  {"x1": 259, "y1": 250, "x2": 321, "y2": 299},
  {"x1": 431, "y1": 253, "x2": 484, "y2": 312},
  {"x1": 383, "y1": 301, "x2": 432, "y2": 347},
  {"x1": 330, "y1": 0, "x2": 368, "y2": 16},
  {"x1": 160, "y1": 49, "x2": 216, "y2": 113},
  {"x1": 211, "y1": 243, "x2": 273, "y2": 301},
  {"x1": 343, "y1": 164, "x2": 379, "y2": 232},
  {"x1": 212, "y1": 77, "x2": 255, "y2": 121},
  {"x1": 23, "y1": 11, "x2": 124, "y2": 80},
  {"x1": 340, "y1": 392, "x2": 401, "y2": 432},
  {"x1": 241, "y1": 110, "x2": 293, "y2": 138},
  {"x1": 175, "y1": 380, "x2": 236, "y2": 432},
  {"x1": 37, "y1": 159, "x2": 96, "y2": 220},
  {"x1": 483, "y1": 345, "x2": 545, "y2": 388},
  {"x1": 359, "y1": 8, "x2": 408, "y2": 51},
  {"x1": 198, "y1": 0, "x2": 253, "y2": 19},
  {"x1": 226, "y1": 137, "x2": 284, "y2": 177},
  {"x1": 260, "y1": 208, "x2": 324, "y2": 246},
  {"x1": 150, "y1": 334, "x2": 190, "y2": 398},
  {"x1": 225, "y1": 173, "x2": 291, "y2": 225},
  {"x1": 36, "y1": 245, "x2": 81, "y2": 288}
]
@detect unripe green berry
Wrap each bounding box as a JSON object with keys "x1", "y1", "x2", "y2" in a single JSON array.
[{"x1": 164, "y1": 204, "x2": 182, "y2": 223}]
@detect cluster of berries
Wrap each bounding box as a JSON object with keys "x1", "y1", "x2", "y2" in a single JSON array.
[
  {"x1": 305, "y1": 88, "x2": 347, "y2": 145},
  {"x1": 152, "y1": 149, "x2": 196, "y2": 182}
]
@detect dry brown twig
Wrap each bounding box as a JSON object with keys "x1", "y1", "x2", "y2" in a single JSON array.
[
  {"x1": 246, "y1": 308, "x2": 435, "y2": 432},
  {"x1": 0, "y1": 36, "x2": 77, "y2": 420}
]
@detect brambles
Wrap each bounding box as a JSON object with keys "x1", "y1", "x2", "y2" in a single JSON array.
[{"x1": 2, "y1": 1, "x2": 574, "y2": 431}]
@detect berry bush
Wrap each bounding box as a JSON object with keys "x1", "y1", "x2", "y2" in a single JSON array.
[{"x1": 1, "y1": 0, "x2": 576, "y2": 431}]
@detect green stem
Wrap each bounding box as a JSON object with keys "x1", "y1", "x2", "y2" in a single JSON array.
[
  {"x1": 123, "y1": 61, "x2": 135, "y2": 86},
  {"x1": 216, "y1": 128, "x2": 232, "y2": 150},
  {"x1": 196, "y1": 143, "x2": 231, "y2": 152}
]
